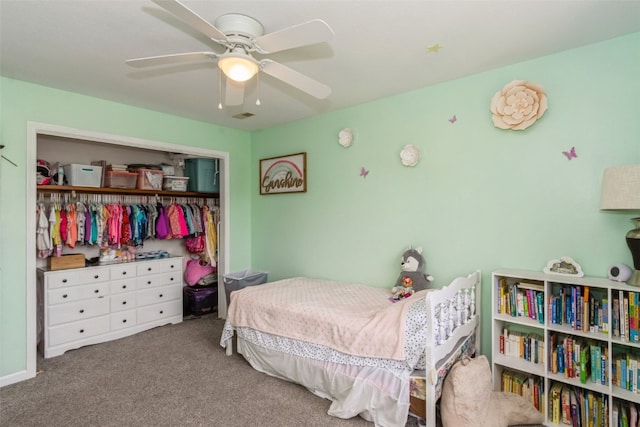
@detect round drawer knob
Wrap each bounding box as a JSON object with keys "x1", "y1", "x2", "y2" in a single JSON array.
[
  {"x1": 147, "y1": 281, "x2": 151, "y2": 285},
  {"x1": 122, "y1": 319, "x2": 127, "y2": 323},
  {"x1": 147, "y1": 267, "x2": 152, "y2": 271},
  {"x1": 94, "y1": 289, "x2": 99, "y2": 293},
  {"x1": 122, "y1": 285, "x2": 127, "y2": 289},
  {"x1": 170, "y1": 277, "x2": 174, "y2": 281},
  {"x1": 79, "y1": 309, "x2": 85, "y2": 314},
  {"x1": 122, "y1": 271, "x2": 127, "y2": 275},
  {"x1": 62, "y1": 294, "x2": 68, "y2": 298},
  {"x1": 170, "y1": 265, "x2": 174, "y2": 269},
  {"x1": 94, "y1": 275, "x2": 99, "y2": 279},
  {"x1": 159, "y1": 310, "x2": 164, "y2": 314},
  {"x1": 79, "y1": 329, "x2": 85, "y2": 333},
  {"x1": 122, "y1": 301, "x2": 127, "y2": 305},
  {"x1": 62, "y1": 279, "x2": 67, "y2": 283},
  {"x1": 159, "y1": 294, "x2": 163, "y2": 298}
]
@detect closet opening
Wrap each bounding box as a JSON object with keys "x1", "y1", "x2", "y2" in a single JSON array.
[{"x1": 26, "y1": 122, "x2": 231, "y2": 380}]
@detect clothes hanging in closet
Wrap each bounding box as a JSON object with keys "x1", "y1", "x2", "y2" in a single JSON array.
[{"x1": 36, "y1": 194, "x2": 218, "y2": 265}]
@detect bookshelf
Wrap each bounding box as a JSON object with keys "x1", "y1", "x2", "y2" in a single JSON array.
[{"x1": 492, "y1": 269, "x2": 640, "y2": 427}]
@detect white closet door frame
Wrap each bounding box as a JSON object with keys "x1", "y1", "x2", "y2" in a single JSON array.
[{"x1": 25, "y1": 121, "x2": 231, "y2": 383}]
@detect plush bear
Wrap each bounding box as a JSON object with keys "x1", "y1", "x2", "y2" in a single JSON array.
[
  {"x1": 440, "y1": 355, "x2": 544, "y2": 427},
  {"x1": 391, "y1": 247, "x2": 433, "y2": 300}
]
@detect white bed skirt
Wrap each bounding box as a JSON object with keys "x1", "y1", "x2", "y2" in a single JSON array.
[{"x1": 236, "y1": 336, "x2": 411, "y2": 427}]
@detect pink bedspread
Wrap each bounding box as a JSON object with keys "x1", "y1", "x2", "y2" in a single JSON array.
[{"x1": 227, "y1": 277, "x2": 427, "y2": 361}]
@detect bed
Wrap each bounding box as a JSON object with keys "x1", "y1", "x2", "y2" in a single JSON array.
[{"x1": 220, "y1": 270, "x2": 481, "y2": 427}]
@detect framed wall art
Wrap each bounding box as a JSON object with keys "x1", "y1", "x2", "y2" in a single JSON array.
[{"x1": 259, "y1": 152, "x2": 307, "y2": 195}]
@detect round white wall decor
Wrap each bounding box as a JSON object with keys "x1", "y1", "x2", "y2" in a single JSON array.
[
  {"x1": 400, "y1": 144, "x2": 420, "y2": 167},
  {"x1": 338, "y1": 128, "x2": 354, "y2": 148}
]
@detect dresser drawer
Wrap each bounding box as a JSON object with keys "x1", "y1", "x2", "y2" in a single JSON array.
[
  {"x1": 136, "y1": 259, "x2": 181, "y2": 276},
  {"x1": 137, "y1": 284, "x2": 181, "y2": 307},
  {"x1": 48, "y1": 315, "x2": 110, "y2": 347},
  {"x1": 137, "y1": 300, "x2": 182, "y2": 324},
  {"x1": 110, "y1": 309, "x2": 137, "y2": 331},
  {"x1": 110, "y1": 278, "x2": 137, "y2": 294},
  {"x1": 48, "y1": 297, "x2": 110, "y2": 326},
  {"x1": 46, "y1": 267, "x2": 110, "y2": 289},
  {"x1": 111, "y1": 292, "x2": 137, "y2": 312},
  {"x1": 136, "y1": 272, "x2": 181, "y2": 289},
  {"x1": 48, "y1": 282, "x2": 110, "y2": 305},
  {"x1": 109, "y1": 263, "x2": 137, "y2": 280}
]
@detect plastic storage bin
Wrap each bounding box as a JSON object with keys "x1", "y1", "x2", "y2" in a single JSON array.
[
  {"x1": 184, "y1": 158, "x2": 219, "y2": 193},
  {"x1": 104, "y1": 171, "x2": 138, "y2": 189},
  {"x1": 183, "y1": 285, "x2": 218, "y2": 316},
  {"x1": 62, "y1": 164, "x2": 103, "y2": 187},
  {"x1": 136, "y1": 168, "x2": 164, "y2": 190},
  {"x1": 163, "y1": 176, "x2": 189, "y2": 192},
  {"x1": 223, "y1": 270, "x2": 268, "y2": 304}
]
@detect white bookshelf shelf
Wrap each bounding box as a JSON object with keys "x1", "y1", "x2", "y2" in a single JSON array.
[{"x1": 492, "y1": 269, "x2": 640, "y2": 427}]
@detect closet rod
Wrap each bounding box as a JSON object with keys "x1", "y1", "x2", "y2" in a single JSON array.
[{"x1": 39, "y1": 191, "x2": 218, "y2": 207}]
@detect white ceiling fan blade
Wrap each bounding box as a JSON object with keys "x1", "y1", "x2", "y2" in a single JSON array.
[
  {"x1": 126, "y1": 52, "x2": 218, "y2": 67},
  {"x1": 153, "y1": 0, "x2": 228, "y2": 42},
  {"x1": 254, "y1": 19, "x2": 334, "y2": 54},
  {"x1": 225, "y1": 79, "x2": 245, "y2": 106},
  {"x1": 261, "y1": 59, "x2": 331, "y2": 99}
]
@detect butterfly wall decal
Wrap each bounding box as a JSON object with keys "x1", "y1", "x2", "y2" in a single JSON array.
[
  {"x1": 563, "y1": 146, "x2": 577, "y2": 160},
  {"x1": 448, "y1": 115, "x2": 457, "y2": 124},
  {"x1": 360, "y1": 167, "x2": 369, "y2": 178}
]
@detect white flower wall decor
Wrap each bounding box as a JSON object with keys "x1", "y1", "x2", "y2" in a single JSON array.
[
  {"x1": 338, "y1": 128, "x2": 354, "y2": 148},
  {"x1": 490, "y1": 80, "x2": 548, "y2": 130},
  {"x1": 400, "y1": 144, "x2": 421, "y2": 167}
]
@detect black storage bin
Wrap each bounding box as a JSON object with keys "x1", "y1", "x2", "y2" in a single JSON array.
[{"x1": 183, "y1": 285, "x2": 218, "y2": 316}]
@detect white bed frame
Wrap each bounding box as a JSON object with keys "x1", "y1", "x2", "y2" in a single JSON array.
[
  {"x1": 421, "y1": 269, "x2": 482, "y2": 427},
  {"x1": 224, "y1": 270, "x2": 482, "y2": 427}
]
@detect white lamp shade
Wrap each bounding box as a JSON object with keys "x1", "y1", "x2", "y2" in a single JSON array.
[
  {"x1": 218, "y1": 55, "x2": 259, "y2": 82},
  {"x1": 600, "y1": 164, "x2": 640, "y2": 210}
]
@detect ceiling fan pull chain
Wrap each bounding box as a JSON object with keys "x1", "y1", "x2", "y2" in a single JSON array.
[
  {"x1": 217, "y1": 71, "x2": 223, "y2": 110},
  {"x1": 256, "y1": 72, "x2": 261, "y2": 106}
]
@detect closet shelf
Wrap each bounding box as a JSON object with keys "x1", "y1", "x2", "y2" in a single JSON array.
[{"x1": 37, "y1": 185, "x2": 218, "y2": 198}]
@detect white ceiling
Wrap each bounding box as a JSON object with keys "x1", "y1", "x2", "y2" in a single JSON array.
[{"x1": 2, "y1": 0, "x2": 639, "y2": 132}]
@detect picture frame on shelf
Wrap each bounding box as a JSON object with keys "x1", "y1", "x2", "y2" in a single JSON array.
[
  {"x1": 543, "y1": 256, "x2": 584, "y2": 277},
  {"x1": 259, "y1": 152, "x2": 307, "y2": 195}
]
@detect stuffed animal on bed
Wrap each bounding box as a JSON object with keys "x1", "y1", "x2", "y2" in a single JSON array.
[{"x1": 391, "y1": 247, "x2": 433, "y2": 301}]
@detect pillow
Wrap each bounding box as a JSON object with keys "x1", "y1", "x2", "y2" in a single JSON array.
[{"x1": 440, "y1": 355, "x2": 543, "y2": 427}]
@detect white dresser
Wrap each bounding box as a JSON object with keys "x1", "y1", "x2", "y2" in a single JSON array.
[{"x1": 37, "y1": 256, "x2": 183, "y2": 358}]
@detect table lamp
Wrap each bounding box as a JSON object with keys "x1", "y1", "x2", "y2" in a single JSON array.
[{"x1": 601, "y1": 164, "x2": 640, "y2": 286}]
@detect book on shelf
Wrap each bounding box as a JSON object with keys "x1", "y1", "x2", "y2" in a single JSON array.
[
  {"x1": 602, "y1": 298, "x2": 609, "y2": 334},
  {"x1": 631, "y1": 292, "x2": 637, "y2": 342},
  {"x1": 550, "y1": 382, "x2": 563, "y2": 424},
  {"x1": 614, "y1": 297, "x2": 621, "y2": 337},
  {"x1": 570, "y1": 389, "x2": 579, "y2": 427},
  {"x1": 621, "y1": 290, "x2": 628, "y2": 341},
  {"x1": 536, "y1": 292, "x2": 544, "y2": 325},
  {"x1": 561, "y1": 386, "x2": 571, "y2": 425},
  {"x1": 580, "y1": 345, "x2": 590, "y2": 385},
  {"x1": 630, "y1": 404, "x2": 638, "y2": 427},
  {"x1": 625, "y1": 296, "x2": 630, "y2": 343}
]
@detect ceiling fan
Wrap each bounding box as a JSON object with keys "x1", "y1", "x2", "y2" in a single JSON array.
[{"x1": 126, "y1": 0, "x2": 334, "y2": 107}]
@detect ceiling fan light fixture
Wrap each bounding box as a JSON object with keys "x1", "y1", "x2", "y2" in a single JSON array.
[{"x1": 218, "y1": 55, "x2": 259, "y2": 82}]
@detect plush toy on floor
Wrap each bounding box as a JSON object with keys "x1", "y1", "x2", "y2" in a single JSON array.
[
  {"x1": 440, "y1": 355, "x2": 544, "y2": 427},
  {"x1": 391, "y1": 247, "x2": 433, "y2": 301}
]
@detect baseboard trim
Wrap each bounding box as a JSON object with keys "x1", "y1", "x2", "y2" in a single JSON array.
[{"x1": 0, "y1": 369, "x2": 31, "y2": 388}]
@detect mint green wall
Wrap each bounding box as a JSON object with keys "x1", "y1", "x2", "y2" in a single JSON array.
[
  {"x1": 0, "y1": 78, "x2": 253, "y2": 377},
  {"x1": 1, "y1": 33, "x2": 638, "y2": 380},
  {"x1": 250, "y1": 33, "x2": 640, "y2": 357}
]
